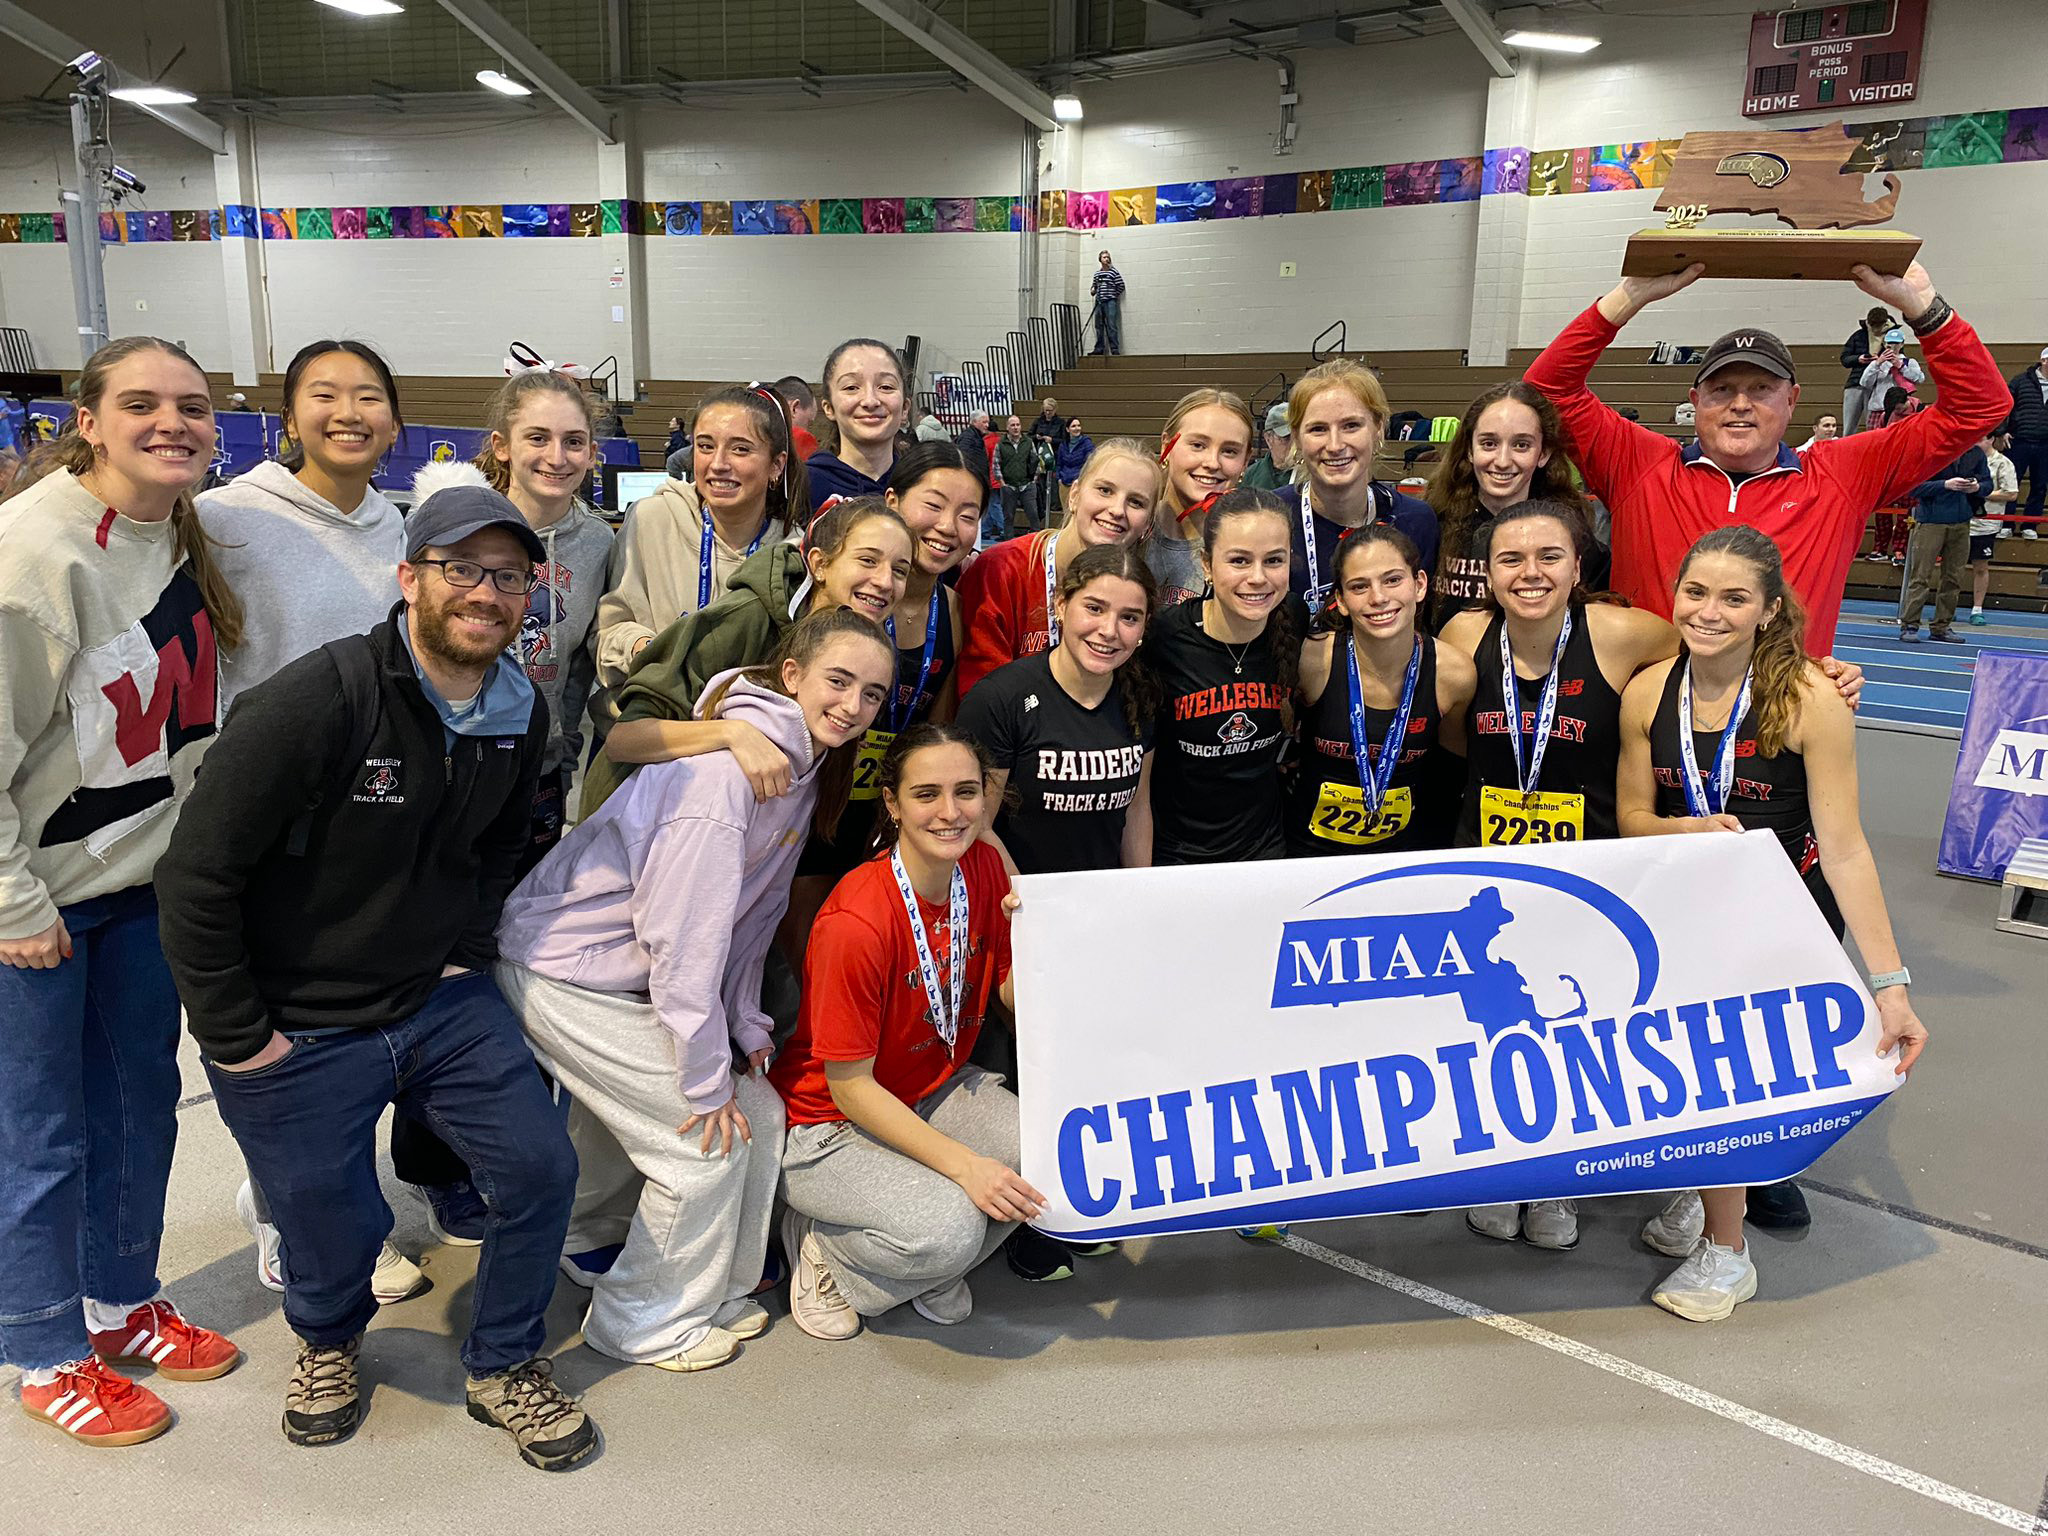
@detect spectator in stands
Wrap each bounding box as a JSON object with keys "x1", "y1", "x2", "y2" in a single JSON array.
[
  {"x1": 665, "y1": 415, "x2": 686, "y2": 461},
  {"x1": 997, "y1": 415, "x2": 1033, "y2": 539},
  {"x1": 1970, "y1": 430, "x2": 2017, "y2": 625},
  {"x1": 1030, "y1": 398, "x2": 1063, "y2": 445},
  {"x1": 1856, "y1": 328, "x2": 1923, "y2": 430},
  {"x1": 1839, "y1": 305, "x2": 1893, "y2": 435},
  {"x1": 1522, "y1": 258, "x2": 2009, "y2": 656},
  {"x1": 2004, "y1": 346, "x2": 2048, "y2": 540},
  {"x1": 955, "y1": 409, "x2": 993, "y2": 504},
  {"x1": 1055, "y1": 416, "x2": 1094, "y2": 510},
  {"x1": 1898, "y1": 437, "x2": 1988, "y2": 643},
  {"x1": 1090, "y1": 251, "x2": 1126, "y2": 357},
  {"x1": 777, "y1": 375, "x2": 821, "y2": 461},
  {"x1": 590, "y1": 384, "x2": 625, "y2": 441},
  {"x1": 1243, "y1": 402, "x2": 1294, "y2": 491},
  {"x1": 1797, "y1": 414, "x2": 1840, "y2": 453},
  {"x1": 1865, "y1": 388, "x2": 1919, "y2": 566},
  {"x1": 916, "y1": 411, "x2": 950, "y2": 443}
]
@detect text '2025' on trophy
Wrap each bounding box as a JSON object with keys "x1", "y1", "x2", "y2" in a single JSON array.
[{"x1": 1623, "y1": 120, "x2": 1921, "y2": 282}]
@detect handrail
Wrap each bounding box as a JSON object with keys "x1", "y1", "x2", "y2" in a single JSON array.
[
  {"x1": 1249, "y1": 368, "x2": 1289, "y2": 422},
  {"x1": 1312, "y1": 319, "x2": 1346, "y2": 362}
]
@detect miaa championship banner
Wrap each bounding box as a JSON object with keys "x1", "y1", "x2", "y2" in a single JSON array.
[
  {"x1": 1939, "y1": 648, "x2": 2048, "y2": 882},
  {"x1": 1012, "y1": 833, "x2": 1899, "y2": 1241}
]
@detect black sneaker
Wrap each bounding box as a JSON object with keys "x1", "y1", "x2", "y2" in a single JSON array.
[
  {"x1": 1927, "y1": 629, "x2": 1967, "y2": 644},
  {"x1": 1063, "y1": 1238, "x2": 1120, "y2": 1258},
  {"x1": 1004, "y1": 1226, "x2": 1076, "y2": 1283},
  {"x1": 1746, "y1": 1181, "x2": 1811, "y2": 1230},
  {"x1": 283, "y1": 1335, "x2": 361, "y2": 1447},
  {"x1": 466, "y1": 1357, "x2": 598, "y2": 1472}
]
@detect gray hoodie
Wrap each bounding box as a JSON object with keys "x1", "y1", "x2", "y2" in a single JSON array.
[
  {"x1": 522, "y1": 499, "x2": 616, "y2": 775},
  {"x1": 197, "y1": 460, "x2": 405, "y2": 711}
]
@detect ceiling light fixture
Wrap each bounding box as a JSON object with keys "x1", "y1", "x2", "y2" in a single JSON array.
[
  {"x1": 110, "y1": 85, "x2": 199, "y2": 105},
  {"x1": 476, "y1": 68, "x2": 532, "y2": 96},
  {"x1": 313, "y1": 0, "x2": 406, "y2": 15},
  {"x1": 1053, "y1": 94, "x2": 1083, "y2": 122},
  {"x1": 1501, "y1": 29, "x2": 1601, "y2": 53}
]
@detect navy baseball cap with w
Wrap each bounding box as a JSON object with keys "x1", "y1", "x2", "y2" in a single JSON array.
[{"x1": 1696, "y1": 328, "x2": 1798, "y2": 386}]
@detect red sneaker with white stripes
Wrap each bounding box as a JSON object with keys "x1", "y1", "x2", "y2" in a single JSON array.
[
  {"x1": 89, "y1": 1298, "x2": 242, "y2": 1382},
  {"x1": 19, "y1": 1358, "x2": 172, "y2": 1447}
]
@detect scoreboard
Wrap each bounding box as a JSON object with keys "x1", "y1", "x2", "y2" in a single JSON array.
[{"x1": 1743, "y1": 0, "x2": 1929, "y2": 119}]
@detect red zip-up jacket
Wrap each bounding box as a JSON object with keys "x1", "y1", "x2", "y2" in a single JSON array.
[
  {"x1": 955, "y1": 530, "x2": 1058, "y2": 697},
  {"x1": 1524, "y1": 302, "x2": 2009, "y2": 652}
]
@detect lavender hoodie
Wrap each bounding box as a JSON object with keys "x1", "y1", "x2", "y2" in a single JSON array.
[{"x1": 496, "y1": 669, "x2": 820, "y2": 1114}]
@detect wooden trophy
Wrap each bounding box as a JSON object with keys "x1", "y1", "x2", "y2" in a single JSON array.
[{"x1": 1623, "y1": 121, "x2": 1921, "y2": 281}]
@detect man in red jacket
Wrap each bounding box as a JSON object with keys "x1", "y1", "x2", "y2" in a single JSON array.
[{"x1": 1524, "y1": 260, "x2": 2010, "y2": 654}]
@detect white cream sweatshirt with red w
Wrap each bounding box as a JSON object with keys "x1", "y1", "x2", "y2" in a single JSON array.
[
  {"x1": 0, "y1": 469, "x2": 220, "y2": 939},
  {"x1": 495, "y1": 669, "x2": 822, "y2": 1114}
]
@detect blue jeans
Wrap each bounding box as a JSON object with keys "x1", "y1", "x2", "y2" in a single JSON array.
[
  {"x1": 205, "y1": 971, "x2": 575, "y2": 1376},
  {"x1": 1093, "y1": 298, "x2": 1122, "y2": 355},
  {"x1": 0, "y1": 886, "x2": 182, "y2": 1370}
]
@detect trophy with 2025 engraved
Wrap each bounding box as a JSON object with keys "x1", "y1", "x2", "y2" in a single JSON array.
[{"x1": 1624, "y1": 120, "x2": 1921, "y2": 281}]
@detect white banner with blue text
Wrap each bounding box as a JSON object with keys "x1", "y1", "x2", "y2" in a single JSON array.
[{"x1": 1013, "y1": 832, "x2": 1900, "y2": 1240}]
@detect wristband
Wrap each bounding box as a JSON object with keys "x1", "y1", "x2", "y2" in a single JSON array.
[
  {"x1": 1906, "y1": 295, "x2": 1952, "y2": 336},
  {"x1": 1867, "y1": 967, "x2": 1911, "y2": 992}
]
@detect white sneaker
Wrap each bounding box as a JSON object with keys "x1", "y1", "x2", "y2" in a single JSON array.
[
  {"x1": 1521, "y1": 1199, "x2": 1579, "y2": 1250},
  {"x1": 1465, "y1": 1204, "x2": 1521, "y2": 1241},
  {"x1": 1653, "y1": 1237, "x2": 1758, "y2": 1322},
  {"x1": 371, "y1": 1242, "x2": 431, "y2": 1305},
  {"x1": 2023, "y1": 528, "x2": 2040, "y2": 540},
  {"x1": 711, "y1": 1298, "x2": 770, "y2": 1340},
  {"x1": 910, "y1": 1278, "x2": 973, "y2": 1326},
  {"x1": 235, "y1": 1180, "x2": 285, "y2": 1293},
  {"x1": 651, "y1": 1326, "x2": 741, "y2": 1373},
  {"x1": 1641, "y1": 1190, "x2": 1705, "y2": 1257},
  {"x1": 781, "y1": 1210, "x2": 861, "y2": 1342}
]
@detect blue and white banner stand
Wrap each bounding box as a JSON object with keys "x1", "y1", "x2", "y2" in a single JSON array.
[
  {"x1": 1939, "y1": 649, "x2": 2048, "y2": 883},
  {"x1": 1015, "y1": 832, "x2": 1899, "y2": 1241}
]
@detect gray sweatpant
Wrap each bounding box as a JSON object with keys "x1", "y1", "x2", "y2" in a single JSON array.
[
  {"x1": 780, "y1": 1065, "x2": 1020, "y2": 1317},
  {"x1": 495, "y1": 962, "x2": 784, "y2": 1364}
]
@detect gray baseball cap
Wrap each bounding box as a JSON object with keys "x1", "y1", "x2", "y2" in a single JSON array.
[
  {"x1": 1264, "y1": 401, "x2": 1291, "y2": 437},
  {"x1": 404, "y1": 483, "x2": 545, "y2": 564}
]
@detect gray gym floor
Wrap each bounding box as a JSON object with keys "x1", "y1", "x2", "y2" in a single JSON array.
[{"x1": 8, "y1": 727, "x2": 2046, "y2": 1536}]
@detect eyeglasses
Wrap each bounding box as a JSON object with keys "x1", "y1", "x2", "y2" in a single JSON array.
[{"x1": 414, "y1": 558, "x2": 539, "y2": 595}]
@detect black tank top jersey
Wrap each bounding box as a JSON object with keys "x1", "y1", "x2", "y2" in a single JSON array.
[
  {"x1": 1648, "y1": 663, "x2": 1843, "y2": 936},
  {"x1": 796, "y1": 597, "x2": 958, "y2": 880},
  {"x1": 1458, "y1": 601, "x2": 1623, "y2": 844},
  {"x1": 1289, "y1": 638, "x2": 1454, "y2": 857}
]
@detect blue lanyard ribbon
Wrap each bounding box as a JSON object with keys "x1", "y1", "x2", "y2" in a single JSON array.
[
  {"x1": 1500, "y1": 610, "x2": 1572, "y2": 796},
  {"x1": 890, "y1": 848, "x2": 969, "y2": 1050},
  {"x1": 1677, "y1": 661, "x2": 1753, "y2": 818},
  {"x1": 699, "y1": 513, "x2": 767, "y2": 608},
  {"x1": 1347, "y1": 634, "x2": 1423, "y2": 818},
  {"x1": 889, "y1": 586, "x2": 943, "y2": 732}
]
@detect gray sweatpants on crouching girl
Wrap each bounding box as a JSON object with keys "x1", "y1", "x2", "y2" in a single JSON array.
[
  {"x1": 781, "y1": 1065, "x2": 1021, "y2": 1316},
  {"x1": 495, "y1": 962, "x2": 783, "y2": 1363}
]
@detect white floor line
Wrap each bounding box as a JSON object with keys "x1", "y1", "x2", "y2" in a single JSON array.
[{"x1": 1280, "y1": 1234, "x2": 2048, "y2": 1535}]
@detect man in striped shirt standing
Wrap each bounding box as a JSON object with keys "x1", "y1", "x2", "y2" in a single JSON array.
[{"x1": 1090, "y1": 250, "x2": 1127, "y2": 356}]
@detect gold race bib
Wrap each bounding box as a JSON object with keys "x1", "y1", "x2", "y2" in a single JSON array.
[
  {"x1": 1478, "y1": 785, "x2": 1584, "y2": 845},
  {"x1": 1310, "y1": 781, "x2": 1413, "y2": 848},
  {"x1": 850, "y1": 728, "x2": 895, "y2": 801}
]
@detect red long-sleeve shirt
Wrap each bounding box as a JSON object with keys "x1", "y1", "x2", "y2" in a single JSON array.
[
  {"x1": 1524, "y1": 302, "x2": 2010, "y2": 653},
  {"x1": 955, "y1": 531, "x2": 1058, "y2": 698}
]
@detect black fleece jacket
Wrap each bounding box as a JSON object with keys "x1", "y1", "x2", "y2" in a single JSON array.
[{"x1": 156, "y1": 612, "x2": 546, "y2": 1064}]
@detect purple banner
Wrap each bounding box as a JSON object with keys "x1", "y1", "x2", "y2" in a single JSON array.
[{"x1": 1939, "y1": 649, "x2": 2048, "y2": 881}]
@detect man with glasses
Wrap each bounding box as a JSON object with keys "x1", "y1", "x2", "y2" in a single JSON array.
[
  {"x1": 156, "y1": 481, "x2": 597, "y2": 1472},
  {"x1": 1522, "y1": 257, "x2": 2008, "y2": 655}
]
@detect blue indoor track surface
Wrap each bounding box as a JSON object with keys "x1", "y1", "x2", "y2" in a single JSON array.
[{"x1": 1837, "y1": 599, "x2": 2048, "y2": 735}]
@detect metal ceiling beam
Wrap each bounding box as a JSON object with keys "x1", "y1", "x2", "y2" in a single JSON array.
[
  {"x1": 0, "y1": 0, "x2": 226, "y2": 153},
  {"x1": 432, "y1": 0, "x2": 619, "y2": 142},
  {"x1": 1436, "y1": 0, "x2": 1518, "y2": 77},
  {"x1": 842, "y1": 0, "x2": 1060, "y2": 131}
]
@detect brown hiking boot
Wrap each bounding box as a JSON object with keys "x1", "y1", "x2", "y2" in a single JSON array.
[{"x1": 284, "y1": 1335, "x2": 361, "y2": 1447}]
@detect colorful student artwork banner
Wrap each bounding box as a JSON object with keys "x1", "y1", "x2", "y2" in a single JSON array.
[
  {"x1": 5, "y1": 99, "x2": 2043, "y2": 247},
  {"x1": 1938, "y1": 649, "x2": 2048, "y2": 882},
  {"x1": 1014, "y1": 833, "x2": 1898, "y2": 1241}
]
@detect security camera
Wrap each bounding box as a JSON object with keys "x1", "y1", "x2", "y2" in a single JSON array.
[
  {"x1": 66, "y1": 51, "x2": 106, "y2": 82},
  {"x1": 107, "y1": 166, "x2": 146, "y2": 196}
]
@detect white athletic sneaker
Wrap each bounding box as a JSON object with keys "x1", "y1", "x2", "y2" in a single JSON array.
[
  {"x1": 911, "y1": 1278, "x2": 973, "y2": 1326},
  {"x1": 1465, "y1": 1204, "x2": 1521, "y2": 1241},
  {"x1": 782, "y1": 1210, "x2": 861, "y2": 1341},
  {"x1": 371, "y1": 1242, "x2": 431, "y2": 1304},
  {"x1": 1641, "y1": 1190, "x2": 1705, "y2": 1258},
  {"x1": 235, "y1": 1180, "x2": 285, "y2": 1293},
  {"x1": 1653, "y1": 1237, "x2": 1758, "y2": 1322},
  {"x1": 711, "y1": 1299, "x2": 770, "y2": 1340},
  {"x1": 1521, "y1": 1199, "x2": 1579, "y2": 1250},
  {"x1": 652, "y1": 1327, "x2": 741, "y2": 1373}
]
